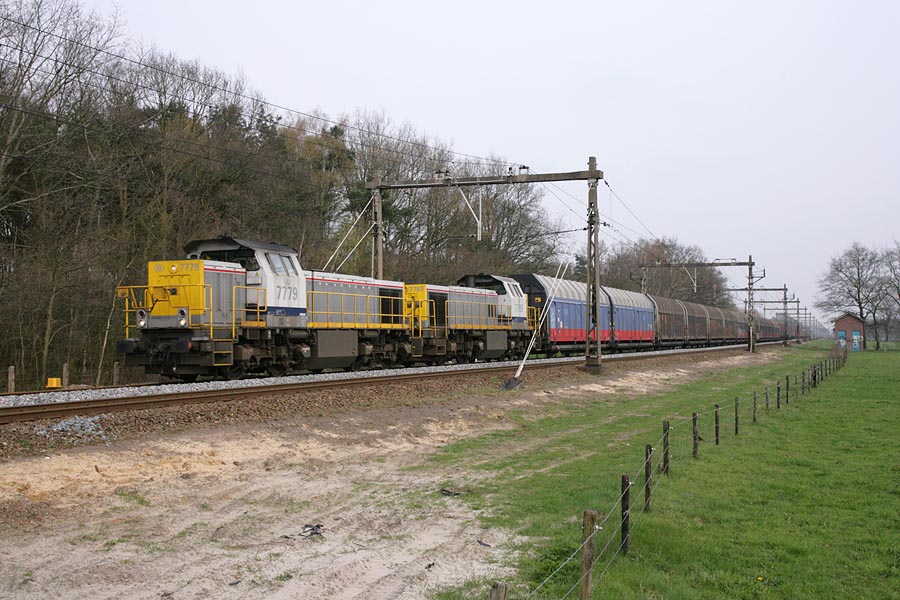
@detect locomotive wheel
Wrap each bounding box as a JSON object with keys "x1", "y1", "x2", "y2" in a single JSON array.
[
  {"x1": 224, "y1": 364, "x2": 246, "y2": 380},
  {"x1": 266, "y1": 363, "x2": 287, "y2": 377}
]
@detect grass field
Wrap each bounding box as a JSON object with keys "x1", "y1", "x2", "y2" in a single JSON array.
[{"x1": 431, "y1": 344, "x2": 900, "y2": 599}]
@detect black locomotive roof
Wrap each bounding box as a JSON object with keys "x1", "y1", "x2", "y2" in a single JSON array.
[{"x1": 184, "y1": 237, "x2": 297, "y2": 255}]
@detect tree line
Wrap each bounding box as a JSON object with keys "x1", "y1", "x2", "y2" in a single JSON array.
[{"x1": 816, "y1": 242, "x2": 900, "y2": 349}]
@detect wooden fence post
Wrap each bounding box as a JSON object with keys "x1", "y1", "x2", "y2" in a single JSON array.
[
  {"x1": 662, "y1": 420, "x2": 670, "y2": 475},
  {"x1": 6, "y1": 366, "x2": 13, "y2": 394},
  {"x1": 765, "y1": 387, "x2": 770, "y2": 415},
  {"x1": 776, "y1": 382, "x2": 781, "y2": 410},
  {"x1": 692, "y1": 413, "x2": 699, "y2": 458},
  {"x1": 802, "y1": 370, "x2": 806, "y2": 395},
  {"x1": 734, "y1": 396, "x2": 739, "y2": 435},
  {"x1": 714, "y1": 404, "x2": 720, "y2": 445},
  {"x1": 489, "y1": 582, "x2": 508, "y2": 600},
  {"x1": 753, "y1": 391, "x2": 757, "y2": 423},
  {"x1": 579, "y1": 510, "x2": 598, "y2": 600},
  {"x1": 644, "y1": 445, "x2": 653, "y2": 512},
  {"x1": 62, "y1": 363, "x2": 69, "y2": 388},
  {"x1": 785, "y1": 375, "x2": 790, "y2": 405},
  {"x1": 621, "y1": 475, "x2": 630, "y2": 556}
]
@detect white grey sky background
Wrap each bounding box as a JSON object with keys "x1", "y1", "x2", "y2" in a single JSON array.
[{"x1": 83, "y1": 0, "x2": 900, "y2": 324}]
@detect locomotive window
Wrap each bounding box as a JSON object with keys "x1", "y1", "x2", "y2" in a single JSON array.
[
  {"x1": 281, "y1": 255, "x2": 299, "y2": 276},
  {"x1": 481, "y1": 281, "x2": 506, "y2": 295},
  {"x1": 199, "y1": 249, "x2": 259, "y2": 270},
  {"x1": 266, "y1": 253, "x2": 290, "y2": 275}
]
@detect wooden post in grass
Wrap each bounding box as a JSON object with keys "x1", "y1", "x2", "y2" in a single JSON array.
[
  {"x1": 489, "y1": 582, "x2": 508, "y2": 600},
  {"x1": 785, "y1": 375, "x2": 790, "y2": 404},
  {"x1": 776, "y1": 382, "x2": 781, "y2": 410},
  {"x1": 621, "y1": 475, "x2": 630, "y2": 555},
  {"x1": 714, "y1": 404, "x2": 720, "y2": 445},
  {"x1": 753, "y1": 391, "x2": 758, "y2": 423},
  {"x1": 579, "y1": 510, "x2": 598, "y2": 600},
  {"x1": 734, "y1": 396, "x2": 739, "y2": 435},
  {"x1": 662, "y1": 420, "x2": 670, "y2": 475},
  {"x1": 765, "y1": 387, "x2": 770, "y2": 415},
  {"x1": 692, "y1": 413, "x2": 699, "y2": 458},
  {"x1": 578, "y1": 510, "x2": 597, "y2": 600},
  {"x1": 802, "y1": 370, "x2": 806, "y2": 395},
  {"x1": 644, "y1": 445, "x2": 653, "y2": 512}
]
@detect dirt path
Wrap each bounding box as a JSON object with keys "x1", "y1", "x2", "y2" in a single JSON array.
[{"x1": 0, "y1": 349, "x2": 779, "y2": 599}]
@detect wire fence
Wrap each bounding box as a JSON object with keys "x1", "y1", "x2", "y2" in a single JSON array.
[{"x1": 485, "y1": 347, "x2": 849, "y2": 600}]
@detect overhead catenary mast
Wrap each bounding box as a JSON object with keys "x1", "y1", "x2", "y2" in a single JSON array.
[
  {"x1": 642, "y1": 257, "x2": 761, "y2": 352},
  {"x1": 366, "y1": 157, "x2": 606, "y2": 369}
]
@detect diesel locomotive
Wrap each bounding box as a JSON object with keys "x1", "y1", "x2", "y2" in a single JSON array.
[{"x1": 116, "y1": 237, "x2": 789, "y2": 380}]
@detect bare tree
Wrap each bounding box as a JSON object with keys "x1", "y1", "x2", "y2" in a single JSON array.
[{"x1": 815, "y1": 242, "x2": 885, "y2": 349}]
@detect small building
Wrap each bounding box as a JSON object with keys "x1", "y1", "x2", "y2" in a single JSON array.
[{"x1": 833, "y1": 313, "x2": 865, "y2": 351}]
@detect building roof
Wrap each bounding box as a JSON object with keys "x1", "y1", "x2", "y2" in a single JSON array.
[{"x1": 832, "y1": 312, "x2": 865, "y2": 324}]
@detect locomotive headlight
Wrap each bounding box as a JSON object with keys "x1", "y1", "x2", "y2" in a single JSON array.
[
  {"x1": 136, "y1": 309, "x2": 148, "y2": 328},
  {"x1": 177, "y1": 308, "x2": 188, "y2": 328},
  {"x1": 178, "y1": 317, "x2": 187, "y2": 327}
]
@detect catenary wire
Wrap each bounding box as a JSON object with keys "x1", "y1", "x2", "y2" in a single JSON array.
[{"x1": 0, "y1": 15, "x2": 519, "y2": 168}]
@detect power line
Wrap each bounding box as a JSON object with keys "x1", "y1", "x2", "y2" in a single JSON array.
[
  {"x1": 0, "y1": 53, "x2": 355, "y2": 180},
  {"x1": 0, "y1": 14, "x2": 518, "y2": 169},
  {"x1": 604, "y1": 180, "x2": 656, "y2": 239},
  {"x1": 0, "y1": 43, "x2": 463, "y2": 170}
]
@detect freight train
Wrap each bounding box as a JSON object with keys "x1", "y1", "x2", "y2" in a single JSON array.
[{"x1": 115, "y1": 237, "x2": 789, "y2": 380}]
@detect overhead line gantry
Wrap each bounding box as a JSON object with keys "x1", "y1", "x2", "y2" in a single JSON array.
[
  {"x1": 642, "y1": 257, "x2": 761, "y2": 352},
  {"x1": 366, "y1": 157, "x2": 606, "y2": 369}
]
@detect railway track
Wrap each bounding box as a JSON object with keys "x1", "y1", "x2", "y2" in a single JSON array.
[{"x1": 0, "y1": 343, "x2": 783, "y2": 425}]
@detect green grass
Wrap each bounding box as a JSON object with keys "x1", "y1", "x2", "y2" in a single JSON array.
[
  {"x1": 116, "y1": 489, "x2": 150, "y2": 506},
  {"x1": 430, "y1": 344, "x2": 899, "y2": 599}
]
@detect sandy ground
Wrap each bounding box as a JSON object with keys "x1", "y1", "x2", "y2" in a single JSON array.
[{"x1": 0, "y1": 350, "x2": 778, "y2": 599}]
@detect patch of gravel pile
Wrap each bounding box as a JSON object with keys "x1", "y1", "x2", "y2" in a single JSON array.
[{"x1": 33, "y1": 416, "x2": 114, "y2": 446}]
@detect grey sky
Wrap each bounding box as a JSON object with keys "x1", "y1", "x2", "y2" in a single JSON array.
[{"x1": 84, "y1": 0, "x2": 900, "y2": 323}]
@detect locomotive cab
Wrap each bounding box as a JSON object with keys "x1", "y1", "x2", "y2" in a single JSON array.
[
  {"x1": 185, "y1": 238, "x2": 307, "y2": 329},
  {"x1": 455, "y1": 274, "x2": 531, "y2": 330}
]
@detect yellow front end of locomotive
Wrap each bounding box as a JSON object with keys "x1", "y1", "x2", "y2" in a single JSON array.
[{"x1": 145, "y1": 260, "x2": 209, "y2": 317}]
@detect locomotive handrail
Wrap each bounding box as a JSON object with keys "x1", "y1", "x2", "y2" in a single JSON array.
[
  {"x1": 231, "y1": 286, "x2": 268, "y2": 340},
  {"x1": 116, "y1": 284, "x2": 214, "y2": 338},
  {"x1": 307, "y1": 290, "x2": 409, "y2": 330},
  {"x1": 444, "y1": 299, "x2": 506, "y2": 331}
]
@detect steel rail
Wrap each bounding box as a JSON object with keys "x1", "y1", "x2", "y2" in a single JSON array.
[{"x1": 0, "y1": 342, "x2": 789, "y2": 425}]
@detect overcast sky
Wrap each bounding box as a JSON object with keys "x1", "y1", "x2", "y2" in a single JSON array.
[{"x1": 82, "y1": 0, "x2": 900, "y2": 325}]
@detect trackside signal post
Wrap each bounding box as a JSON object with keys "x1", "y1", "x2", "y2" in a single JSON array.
[{"x1": 366, "y1": 156, "x2": 606, "y2": 370}]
